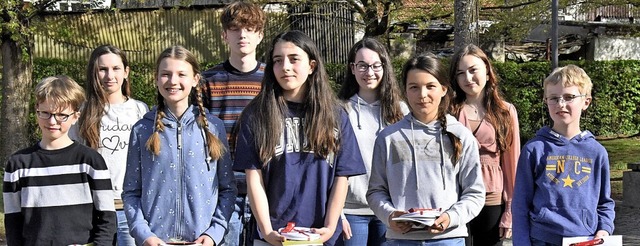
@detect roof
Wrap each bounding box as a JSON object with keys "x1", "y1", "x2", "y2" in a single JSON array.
[
  {"x1": 401, "y1": 0, "x2": 440, "y2": 8},
  {"x1": 573, "y1": 4, "x2": 640, "y2": 21}
]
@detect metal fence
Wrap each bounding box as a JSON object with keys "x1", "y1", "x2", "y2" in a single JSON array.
[
  {"x1": 34, "y1": 8, "x2": 289, "y2": 64},
  {"x1": 33, "y1": 2, "x2": 355, "y2": 67}
]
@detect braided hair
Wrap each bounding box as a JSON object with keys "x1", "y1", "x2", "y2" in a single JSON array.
[{"x1": 146, "y1": 46, "x2": 225, "y2": 160}]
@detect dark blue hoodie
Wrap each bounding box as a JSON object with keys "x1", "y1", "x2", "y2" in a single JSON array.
[{"x1": 513, "y1": 126, "x2": 615, "y2": 246}]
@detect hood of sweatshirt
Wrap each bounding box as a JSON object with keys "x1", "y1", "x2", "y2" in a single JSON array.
[
  {"x1": 366, "y1": 113, "x2": 485, "y2": 240},
  {"x1": 142, "y1": 105, "x2": 197, "y2": 125},
  {"x1": 535, "y1": 126, "x2": 595, "y2": 146},
  {"x1": 142, "y1": 105, "x2": 214, "y2": 166},
  {"x1": 348, "y1": 94, "x2": 383, "y2": 134},
  {"x1": 404, "y1": 113, "x2": 468, "y2": 191}
]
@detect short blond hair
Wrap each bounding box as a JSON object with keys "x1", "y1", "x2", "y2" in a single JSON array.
[
  {"x1": 35, "y1": 75, "x2": 85, "y2": 111},
  {"x1": 543, "y1": 64, "x2": 593, "y2": 97}
]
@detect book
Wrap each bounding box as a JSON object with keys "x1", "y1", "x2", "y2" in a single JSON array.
[
  {"x1": 282, "y1": 239, "x2": 323, "y2": 246},
  {"x1": 278, "y1": 226, "x2": 321, "y2": 241},
  {"x1": 391, "y1": 208, "x2": 442, "y2": 228},
  {"x1": 562, "y1": 235, "x2": 622, "y2": 246}
]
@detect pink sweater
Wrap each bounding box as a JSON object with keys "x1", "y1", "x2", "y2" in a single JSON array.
[{"x1": 457, "y1": 102, "x2": 520, "y2": 229}]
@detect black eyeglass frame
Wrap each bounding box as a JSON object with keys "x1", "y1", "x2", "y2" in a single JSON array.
[
  {"x1": 351, "y1": 62, "x2": 384, "y2": 73},
  {"x1": 36, "y1": 111, "x2": 77, "y2": 122}
]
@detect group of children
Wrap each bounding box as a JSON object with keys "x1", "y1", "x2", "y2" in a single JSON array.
[{"x1": 2, "y1": 1, "x2": 615, "y2": 246}]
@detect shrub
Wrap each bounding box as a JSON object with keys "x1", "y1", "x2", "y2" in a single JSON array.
[{"x1": 0, "y1": 58, "x2": 635, "y2": 144}]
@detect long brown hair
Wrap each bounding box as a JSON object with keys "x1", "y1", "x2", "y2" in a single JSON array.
[
  {"x1": 338, "y1": 37, "x2": 404, "y2": 125},
  {"x1": 145, "y1": 46, "x2": 225, "y2": 160},
  {"x1": 402, "y1": 53, "x2": 462, "y2": 164},
  {"x1": 449, "y1": 44, "x2": 513, "y2": 152},
  {"x1": 244, "y1": 30, "x2": 339, "y2": 164},
  {"x1": 78, "y1": 45, "x2": 131, "y2": 149}
]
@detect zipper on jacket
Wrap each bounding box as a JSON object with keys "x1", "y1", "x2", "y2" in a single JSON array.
[
  {"x1": 176, "y1": 123, "x2": 184, "y2": 238},
  {"x1": 177, "y1": 125, "x2": 182, "y2": 150}
]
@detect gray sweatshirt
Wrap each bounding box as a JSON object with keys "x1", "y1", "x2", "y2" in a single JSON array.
[
  {"x1": 343, "y1": 94, "x2": 409, "y2": 215},
  {"x1": 366, "y1": 114, "x2": 485, "y2": 241}
]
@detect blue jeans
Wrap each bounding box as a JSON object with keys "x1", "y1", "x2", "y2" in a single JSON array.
[
  {"x1": 384, "y1": 238, "x2": 465, "y2": 246},
  {"x1": 530, "y1": 237, "x2": 560, "y2": 246},
  {"x1": 222, "y1": 195, "x2": 251, "y2": 246},
  {"x1": 343, "y1": 214, "x2": 386, "y2": 246},
  {"x1": 116, "y1": 210, "x2": 136, "y2": 246}
]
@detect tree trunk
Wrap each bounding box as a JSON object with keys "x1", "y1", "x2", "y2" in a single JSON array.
[
  {"x1": 363, "y1": 1, "x2": 391, "y2": 37},
  {"x1": 454, "y1": 0, "x2": 478, "y2": 53},
  {"x1": 1, "y1": 39, "x2": 33, "y2": 164}
]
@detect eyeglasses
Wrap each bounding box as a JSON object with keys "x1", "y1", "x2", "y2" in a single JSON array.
[
  {"x1": 545, "y1": 94, "x2": 586, "y2": 105},
  {"x1": 352, "y1": 62, "x2": 383, "y2": 72},
  {"x1": 36, "y1": 111, "x2": 76, "y2": 122}
]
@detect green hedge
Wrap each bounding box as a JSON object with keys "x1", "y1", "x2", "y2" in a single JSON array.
[
  {"x1": 18, "y1": 58, "x2": 640, "y2": 143},
  {"x1": 496, "y1": 60, "x2": 640, "y2": 140}
]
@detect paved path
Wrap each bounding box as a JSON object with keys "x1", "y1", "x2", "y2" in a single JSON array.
[
  {"x1": 0, "y1": 201, "x2": 636, "y2": 246},
  {"x1": 612, "y1": 201, "x2": 640, "y2": 245},
  {"x1": 503, "y1": 200, "x2": 640, "y2": 246}
]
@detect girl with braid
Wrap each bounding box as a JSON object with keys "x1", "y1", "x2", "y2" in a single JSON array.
[
  {"x1": 233, "y1": 30, "x2": 366, "y2": 246},
  {"x1": 122, "y1": 46, "x2": 237, "y2": 246},
  {"x1": 366, "y1": 53, "x2": 485, "y2": 245}
]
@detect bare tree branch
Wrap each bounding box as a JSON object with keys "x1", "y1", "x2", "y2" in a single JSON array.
[
  {"x1": 482, "y1": 0, "x2": 543, "y2": 11},
  {"x1": 28, "y1": 0, "x2": 60, "y2": 19},
  {"x1": 345, "y1": 0, "x2": 366, "y2": 16}
]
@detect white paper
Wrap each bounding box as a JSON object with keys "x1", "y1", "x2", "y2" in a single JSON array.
[{"x1": 561, "y1": 235, "x2": 622, "y2": 246}]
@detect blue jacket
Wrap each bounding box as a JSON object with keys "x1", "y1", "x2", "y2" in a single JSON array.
[
  {"x1": 513, "y1": 126, "x2": 615, "y2": 246},
  {"x1": 123, "y1": 105, "x2": 237, "y2": 245}
]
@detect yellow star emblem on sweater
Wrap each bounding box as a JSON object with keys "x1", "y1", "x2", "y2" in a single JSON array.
[{"x1": 562, "y1": 175, "x2": 575, "y2": 188}]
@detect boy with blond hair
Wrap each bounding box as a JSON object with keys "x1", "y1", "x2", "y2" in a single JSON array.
[
  {"x1": 3, "y1": 75, "x2": 116, "y2": 246},
  {"x1": 512, "y1": 65, "x2": 615, "y2": 246},
  {"x1": 202, "y1": 1, "x2": 266, "y2": 245}
]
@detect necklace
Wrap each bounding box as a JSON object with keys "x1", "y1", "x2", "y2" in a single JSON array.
[
  {"x1": 467, "y1": 104, "x2": 478, "y2": 115},
  {"x1": 464, "y1": 102, "x2": 482, "y2": 120}
]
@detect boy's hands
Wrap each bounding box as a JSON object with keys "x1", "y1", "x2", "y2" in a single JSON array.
[
  {"x1": 388, "y1": 210, "x2": 411, "y2": 234},
  {"x1": 594, "y1": 229, "x2": 610, "y2": 239}
]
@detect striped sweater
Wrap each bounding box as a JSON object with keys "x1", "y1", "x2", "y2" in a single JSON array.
[
  {"x1": 3, "y1": 142, "x2": 116, "y2": 246},
  {"x1": 202, "y1": 60, "x2": 264, "y2": 195},
  {"x1": 202, "y1": 60, "x2": 264, "y2": 150}
]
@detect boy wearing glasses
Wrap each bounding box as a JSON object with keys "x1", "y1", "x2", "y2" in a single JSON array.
[
  {"x1": 3, "y1": 76, "x2": 116, "y2": 246},
  {"x1": 512, "y1": 65, "x2": 615, "y2": 246}
]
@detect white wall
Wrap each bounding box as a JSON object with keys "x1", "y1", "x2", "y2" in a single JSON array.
[{"x1": 592, "y1": 37, "x2": 640, "y2": 60}]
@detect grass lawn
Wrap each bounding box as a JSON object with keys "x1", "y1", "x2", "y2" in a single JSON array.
[
  {"x1": 600, "y1": 136, "x2": 640, "y2": 201},
  {"x1": 0, "y1": 137, "x2": 637, "y2": 242}
]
